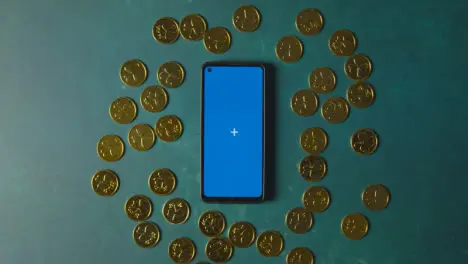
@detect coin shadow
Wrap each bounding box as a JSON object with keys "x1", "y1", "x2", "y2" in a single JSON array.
[{"x1": 264, "y1": 63, "x2": 277, "y2": 201}]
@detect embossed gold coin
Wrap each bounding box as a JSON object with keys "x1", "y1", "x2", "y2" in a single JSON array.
[
  {"x1": 180, "y1": 14, "x2": 207, "y2": 41},
  {"x1": 299, "y1": 156, "x2": 327, "y2": 182},
  {"x1": 157, "y1": 61, "x2": 185, "y2": 88},
  {"x1": 120, "y1": 59, "x2": 148, "y2": 87},
  {"x1": 140, "y1": 85, "x2": 168, "y2": 113},
  {"x1": 228, "y1": 221, "x2": 256, "y2": 248},
  {"x1": 290, "y1": 90, "x2": 318, "y2": 117},
  {"x1": 125, "y1": 195, "x2": 152, "y2": 221},
  {"x1": 148, "y1": 168, "x2": 177, "y2": 196},
  {"x1": 168, "y1": 237, "x2": 196, "y2": 263},
  {"x1": 329, "y1": 29, "x2": 357, "y2": 56},
  {"x1": 233, "y1": 5, "x2": 261, "y2": 32},
  {"x1": 276, "y1": 36, "x2": 303, "y2": 63},
  {"x1": 296, "y1": 8, "x2": 324, "y2": 36},
  {"x1": 206, "y1": 237, "x2": 233, "y2": 263},
  {"x1": 362, "y1": 184, "x2": 390, "y2": 210},
  {"x1": 152, "y1": 17, "x2": 180, "y2": 44},
  {"x1": 256, "y1": 231, "x2": 284, "y2": 257},
  {"x1": 132, "y1": 221, "x2": 160, "y2": 248},
  {"x1": 302, "y1": 186, "x2": 331, "y2": 212},
  {"x1": 347, "y1": 82, "x2": 375, "y2": 109},
  {"x1": 341, "y1": 213, "x2": 369, "y2": 240},
  {"x1": 286, "y1": 247, "x2": 315, "y2": 264},
  {"x1": 321, "y1": 96, "x2": 349, "y2": 124},
  {"x1": 162, "y1": 198, "x2": 190, "y2": 224},
  {"x1": 345, "y1": 53, "x2": 372, "y2": 80},
  {"x1": 128, "y1": 124, "x2": 155, "y2": 151},
  {"x1": 198, "y1": 210, "x2": 226, "y2": 237},
  {"x1": 155, "y1": 115, "x2": 183, "y2": 142},
  {"x1": 97, "y1": 135, "x2": 125, "y2": 162},
  {"x1": 91, "y1": 170, "x2": 119, "y2": 196},
  {"x1": 203, "y1": 27, "x2": 231, "y2": 54},
  {"x1": 300, "y1": 127, "x2": 328, "y2": 155},
  {"x1": 350, "y1": 128, "x2": 379, "y2": 155},
  {"x1": 285, "y1": 207, "x2": 313, "y2": 234},
  {"x1": 309, "y1": 67, "x2": 336, "y2": 94},
  {"x1": 109, "y1": 97, "x2": 137, "y2": 124}
]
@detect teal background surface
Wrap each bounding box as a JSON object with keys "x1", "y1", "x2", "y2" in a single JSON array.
[{"x1": 1, "y1": 0, "x2": 467, "y2": 263}]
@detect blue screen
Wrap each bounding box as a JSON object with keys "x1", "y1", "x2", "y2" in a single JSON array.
[{"x1": 202, "y1": 65, "x2": 264, "y2": 199}]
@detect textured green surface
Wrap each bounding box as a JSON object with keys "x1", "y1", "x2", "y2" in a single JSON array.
[{"x1": 1, "y1": 0, "x2": 468, "y2": 263}]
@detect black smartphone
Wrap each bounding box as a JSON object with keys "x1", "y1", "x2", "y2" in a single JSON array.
[{"x1": 201, "y1": 62, "x2": 266, "y2": 203}]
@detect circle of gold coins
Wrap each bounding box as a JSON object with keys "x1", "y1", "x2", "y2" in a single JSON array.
[
  {"x1": 345, "y1": 53, "x2": 372, "y2": 80},
  {"x1": 168, "y1": 237, "x2": 196, "y2": 263},
  {"x1": 290, "y1": 90, "x2": 318, "y2": 117},
  {"x1": 329, "y1": 29, "x2": 357, "y2": 56},
  {"x1": 125, "y1": 195, "x2": 153, "y2": 221},
  {"x1": 286, "y1": 247, "x2": 315, "y2": 264},
  {"x1": 152, "y1": 17, "x2": 180, "y2": 44},
  {"x1": 362, "y1": 184, "x2": 390, "y2": 210},
  {"x1": 286, "y1": 207, "x2": 313, "y2": 234},
  {"x1": 203, "y1": 27, "x2": 231, "y2": 54},
  {"x1": 228, "y1": 221, "x2": 256, "y2": 248},
  {"x1": 350, "y1": 128, "x2": 379, "y2": 155},
  {"x1": 198, "y1": 210, "x2": 226, "y2": 237},
  {"x1": 132, "y1": 221, "x2": 160, "y2": 248},
  {"x1": 233, "y1": 5, "x2": 261, "y2": 32},
  {"x1": 309, "y1": 67, "x2": 337, "y2": 94},
  {"x1": 97, "y1": 135, "x2": 125, "y2": 162},
  {"x1": 127, "y1": 124, "x2": 155, "y2": 151},
  {"x1": 180, "y1": 14, "x2": 207, "y2": 41},
  {"x1": 120, "y1": 59, "x2": 148, "y2": 87},
  {"x1": 148, "y1": 168, "x2": 177, "y2": 196},
  {"x1": 256, "y1": 231, "x2": 284, "y2": 257},
  {"x1": 91, "y1": 169, "x2": 119, "y2": 196},
  {"x1": 155, "y1": 115, "x2": 183, "y2": 142},
  {"x1": 205, "y1": 237, "x2": 233, "y2": 263},
  {"x1": 321, "y1": 96, "x2": 350, "y2": 124},
  {"x1": 162, "y1": 198, "x2": 190, "y2": 224},
  {"x1": 341, "y1": 213, "x2": 369, "y2": 240},
  {"x1": 140, "y1": 85, "x2": 168, "y2": 113},
  {"x1": 299, "y1": 155, "x2": 327, "y2": 182},
  {"x1": 276, "y1": 36, "x2": 303, "y2": 63},
  {"x1": 302, "y1": 186, "x2": 331, "y2": 212},
  {"x1": 347, "y1": 82, "x2": 375, "y2": 109},
  {"x1": 300, "y1": 127, "x2": 328, "y2": 154},
  {"x1": 296, "y1": 8, "x2": 324, "y2": 36},
  {"x1": 157, "y1": 61, "x2": 185, "y2": 88},
  {"x1": 109, "y1": 97, "x2": 137, "y2": 124}
]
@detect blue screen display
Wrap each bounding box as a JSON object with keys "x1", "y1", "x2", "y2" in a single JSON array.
[{"x1": 202, "y1": 65, "x2": 264, "y2": 199}]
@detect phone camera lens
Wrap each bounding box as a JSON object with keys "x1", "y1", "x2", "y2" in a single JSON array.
[{"x1": 207, "y1": 68, "x2": 212, "y2": 72}]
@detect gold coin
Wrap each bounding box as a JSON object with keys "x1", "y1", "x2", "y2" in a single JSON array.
[
  {"x1": 168, "y1": 237, "x2": 196, "y2": 263},
  {"x1": 346, "y1": 82, "x2": 375, "y2": 109},
  {"x1": 298, "y1": 156, "x2": 327, "y2": 182},
  {"x1": 344, "y1": 53, "x2": 372, "y2": 80},
  {"x1": 296, "y1": 8, "x2": 323, "y2": 36},
  {"x1": 362, "y1": 184, "x2": 390, "y2": 210},
  {"x1": 341, "y1": 213, "x2": 369, "y2": 240},
  {"x1": 155, "y1": 115, "x2": 183, "y2": 142},
  {"x1": 109, "y1": 97, "x2": 137, "y2": 124},
  {"x1": 148, "y1": 168, "x2": 177, "y2": 196},
  {"x1": 198, "y1": 210, "x2": 226, "y2": 237},
  {"x1": 321, "y1": 96, "x2": 349, "y2": 124},
  {"x1": 228, "y1": 221, "x2": 256, "y2": 248},
  {"x1": 205, "y1": 237, "x2": 233, "y2": 263},
  {"x1": 350, "y1": 128, "x2": 379, "y2": 155},
  {"x1": 140, "y1": 85, "x2": 168, "y2": 113},
  {"x1": 256, "y1": 231, "x2": 284, "y2": 257},
  {"x1": 157, "y1": 61, "x2": 185, "y2": 88},
  {"x1": 285, "y1": 207, "x2": 313, "y2": 234},
  {"x1": 120, "y1": 59, "x2": 148, "y2": 87},
  {"x1": 128, "y1": 124, "x2": 155, "y2": 151},
  {"x1": 97, "y1": 135, "x2": 125, "y2": 162},
  {"x1": 203, "y1": 27, "x2": 231, "y2": 54},
  {"x1": 276, "y1": 36, "x2": 303, "y2": 63},
  {"x1": 132, "y1": 221, "x2": 160, "y2": 248},
  {"x1": 309, "y1": 67, "x2": 336, "y2": 94},
  {"x1": 233, "y1": 5, "x2": 261, "y2": 32},
  {"x1": 180, "y1": 14, "x2": 207, "y2": 41},
  {"x1": 162, "y1": 198, "x2": 190, "y2": 224},
  {"x1": 91, "y1": 170, "x2": 119, "y2": 196},
  {"x1": 302, "y1": 186, "x2": 331, "y2": 212},
  {"x1": 329, "y1": 29, "x2": 357, "y2": 56},
  {"x1": 124, "y1": 195, "x2": 153, "y2": 221},
  {"x1": 286, "y1": 247, "x2": 315, "y2": 264},
  {"x1": 152, "y1": 17, "x2": 180, "y2": 44},
  {"x1": 300, "y1": 127, "x2": 328, "y2": 155},
  {"x1": 290, "y1": 90, "x2": 318, "y2": 117}
]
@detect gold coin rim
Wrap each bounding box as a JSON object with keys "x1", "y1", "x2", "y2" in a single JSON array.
[
  {"x1": 119, "y1": 59, "x2": 148, "y2": 87},
  {"x1": 140, "y1": 85, "x2": 169, "y2": 113},
  {"x1": 349, "y1": 128, "x2": 379, "y2": 156},
  {"x1": 127, "y1": 124, "x2": 156, "y2": 151},
  {"x1": 148, "y1": 168, "x2": 177, "y2": 196},
  {"x1": 309, "y1": 67, "x2": 337, "y2": 94},
  {"x1": 96, "y1": 135, "x2": 125, "y2": 162},
  {"x1": 341, "y1": 213, "x2": 369, "y2": 240},
  {"x1": 180, "y1": 14, "x2": 207, "y2": 41},
  {"x1": 162, "y1": 198, "x2": 191, "y2": 224},
  {"x1": 295, "y1": 8, "x2": 324, "y2": 36},
  {"x1": 132, "y1": 221, "x2": 161, "y2": 248},
  {"x1": 155, "y1": 115, "x2": 184, "y2": 142},
  {"x1": 328, "y1": 29, "x2": 357, "y2": 56},
  {"x1": 320, "y1": 96, "x2": 350, "y2": 124},
  {"x1": 275, "y1": 36, "x2": 304, "y2": 63},
  {"x1": 152, "y1": 17, "x2": 180, "y2": 44},
  {"x1": 290, "y1": 89, "x2": 319, "y2": 117},
  {"x1": 205, "y1": 237, "x2": 233, "y2": 262},
  {"x1": 285, "y1": 207, "x2": 313, "y2": 234},
  {"x1": 286, "y1": 247, "x2": 315, "y2": 264},
  {"x1": 198, "y1": 210, "x2": 226, "y2": 237},
  {"x1": 228, "y1": 221, "x2": 256, "y2": 248},
  {"x1": 298, "y1": 156, "x2": 327, "y2": 182},
  {"x1": 301, "y1": 186, "x2": 331, "y2": 212},
  {"x1": 124, "y1": 195, "x2": 153, "y2": 221},
  {"x1": 256, "y1": 231, "x2": 284, "y2": 257},
  {"x1": 299, "y1": 127, "x2": 328, "y2": 154},
  {"x1": 346, "y1": 82, "x2": 375, "y2": 109},
  {"x1": 157, "y1": 61, "x2": 185, "y2": 88},
  {"x1": 232, "y1": 5, "x2": 261, "y2": 32},
  {"x1": 109, "y1": 97, "x2": 138, "y2": 124},
  {"x1": 361, "y1": 184, "x2": 390, "y2": 210},
  {"x1": 168, "y1": 237, "x2": 196, "y2": 263},
  {"x1": 91, "y1": 169, "x2": 119, "y2": 196},
  {"x1": 203, "y1": 27, "x2": 232, "y2": 54},
  {"x1": 344, "y1": 53, "x2": 373, "y2": 80}
]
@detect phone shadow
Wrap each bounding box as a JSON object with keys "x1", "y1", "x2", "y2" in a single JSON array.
[{"x1": 265, "y1": 63, "x2": 277, "y2": 201}]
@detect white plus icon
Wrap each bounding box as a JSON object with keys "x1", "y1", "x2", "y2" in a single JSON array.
[{"x1": 230, "y1": 128, "x2": 239, "y2": 136}]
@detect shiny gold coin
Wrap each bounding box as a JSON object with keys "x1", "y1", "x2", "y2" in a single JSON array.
[
  {"x1": 152, "y1": 17, "x2": 180, "y2": 44},
  {"x1": 276, "y1": 36, "x2": 303, "y2": 63},
  {"x1": 168, "y1": 237, "x2": 196, "y2": 263},
  {"x1": 198, "y1": 210, "x2": 226, "y2": 237},
  {"x1": 345, "y1": 53, "x2": 372, "y2": 80},
  {"x1": 180, "y1": 14, "x2": 207, "y2": 41},
  {"x1": 148, "y1": 168, "x2": 177, "y2": 196},
  {"x1": 321, "y1": 96, "x2": 349, "y2": 124},
  {"x1": 120, "y1": 59, "x2": 148, "y2": 87},
  {"x1": 290, "y1": 90, "x2": 318, "y2": 117},
  {"x1": 296, "y1": 8, "x2": 324, "y2": 36},
  {"x1": 233, "y1": 5, "x2": 261, "y2": 32},
  {"x1": 203, "y1": 27, "x2": 231, "y2": 54},
  {"x1": 299, "y1": 156, "x2": 327, "y2": 182},
  {"x1": 155, "y1": 115, "x2": 183, "y2": 142},
  {"x1": 228, "y1": 221, "x2": 256, "y2": 248},
  {"x1": 329, "y1": 29, "x2": 357, "y2": 56},
  {"x1": 132, "y1": 221, "x2": 160, "y2": 248},
  {"x1": 300, "y1": 127, "x2": 328, "y2": 155},
  {"x1": 341, "y1": 213, "x2": 369, "y2": 240},
  {"x1": 350, "y1": 128, "x2": 379, "y2": 155},
  {"x1": 309, "y1": 67, "x2": 336, "y2": 94},
  {"x1": 109, "y1": 97, "x2": 137, "y2": 124},
  {"x1": 157, "y1": 61, "x2": 185, "y2": 88},
  {"x1": 256, "y1": 231, "x2": 284, "y2": 257},
  {"x1": 362, "y1": 184, "x2": 390, "y2": 210},
  {"x1": 346, "y1": 82, "x2": 375, "y2": 109},
  {"x1": 302, "y1": 186, "x2": 331, "y2": 212},
  {"x1": 285, "y1": 207, "x2": 313, "y2": 234},
  {"x1": 91, "y1": 170, "x2": 119, "y2": 196},
  {"x1": 128, "y1": 124, "x2": 155, "y2": 151},
  {"x1": 162, "y1": 198, "x2": 190, "y2": 224},
  {"x1": 140, "y1": 85, "x2": 168, "y2": 113},
  {"x1": 206, "y1": 237, "x2": 233, "y2": 263},
  {"x1": 286, "y1": 247, "x2": 315, "y2": 264},
  {"x1": 97, "y1": 135, "x2": 125, "y2": 162},
  {"x1": 124, "y1": 195, "x2": 153, "y2": 221}
]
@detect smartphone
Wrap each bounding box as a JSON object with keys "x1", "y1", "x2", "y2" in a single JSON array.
[{"x1": 201, "y1": 62, "x2": 265, "y2": 202}]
